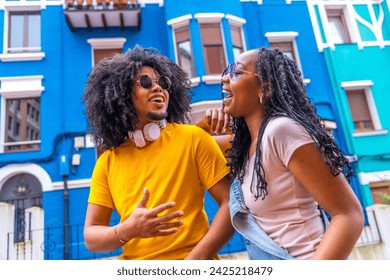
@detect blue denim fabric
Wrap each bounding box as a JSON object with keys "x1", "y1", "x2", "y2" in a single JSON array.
[{"x1": 228, "y1": 178, "x2": 294, "y2": 260}]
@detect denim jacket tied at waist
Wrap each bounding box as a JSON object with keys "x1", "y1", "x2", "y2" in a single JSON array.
[{"x1": 228, "y1": 178, "x2": 294, "y2": 260}]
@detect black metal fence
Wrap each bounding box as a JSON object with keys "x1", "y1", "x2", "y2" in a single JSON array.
[{"x1": 4, "y1": 223, "x2": 121, "y2": 260}]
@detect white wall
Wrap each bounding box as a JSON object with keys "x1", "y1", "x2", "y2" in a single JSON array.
[
  {"x1": 0, "y1": 202, "x2": 15, "y2": 260},
  {"x1": 351, "y1": 204, "x2": 390, "y2": 260},
  {"x1": 0, "y1": 203, "x2": 44, "y2": 260}
]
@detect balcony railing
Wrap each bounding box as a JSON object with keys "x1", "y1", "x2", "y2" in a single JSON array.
[{"x1": 64, "y1": 0, "x2": 141, "y2": 31}]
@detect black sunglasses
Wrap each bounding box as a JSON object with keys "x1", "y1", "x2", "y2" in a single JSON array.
[
  {"x1": 136, "y1": 74, "x2": 172, "y2": 90},
  {"x1": 222, "y1": 63, "x2": 259, "y2": 80}
]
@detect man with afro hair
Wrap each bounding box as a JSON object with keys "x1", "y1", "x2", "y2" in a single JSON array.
[{"x1": 82, "y1": 45, "x2": 234, "y2": 260}]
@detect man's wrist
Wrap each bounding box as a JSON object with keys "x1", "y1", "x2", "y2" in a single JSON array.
[{"x1": 114, "y1": 224, "x2": 129, "y2": 244}]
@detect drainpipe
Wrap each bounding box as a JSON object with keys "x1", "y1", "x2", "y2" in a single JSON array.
[
  {"x1": 60, "y1": 155, "x2": 70, "y2": 260},
  {"x1": 63, "y1": 174, "x2": 69, "y2": 260},
  {"x1": 59, "y1": 4, "x2": 69, "y2": 261}
]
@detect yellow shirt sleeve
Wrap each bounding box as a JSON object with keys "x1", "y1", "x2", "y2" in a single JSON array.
[
  {"x1": 88, "y1": 150, "x2": 115, "y2": 209},
  {"x1": 192, "y1": 126, "x2": 230, "y2": 190}
]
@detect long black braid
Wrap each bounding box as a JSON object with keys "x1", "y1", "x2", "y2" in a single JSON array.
[
  {"x1": 83, "y1": 45, "x2": 192, "y2": 150},
  {"x1": 227, "y1": 47, "x2": 354, "y2": 200}
]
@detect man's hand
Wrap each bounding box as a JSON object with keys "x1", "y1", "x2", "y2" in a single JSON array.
[{"x1": 116, "y1": 188, "x2": 184, "y2": 242}]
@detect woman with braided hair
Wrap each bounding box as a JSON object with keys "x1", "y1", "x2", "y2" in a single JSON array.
[{"x1": 199, "y1": 47, "x2": 364, "y2": 259}]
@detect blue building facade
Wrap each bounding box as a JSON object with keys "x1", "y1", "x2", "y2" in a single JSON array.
[
  {"x1": 306, "y1": 0, "x2": 390, "y2": 208},
  {"x1": 0, "y1": 0, "x2": 365, "y2": 260}
]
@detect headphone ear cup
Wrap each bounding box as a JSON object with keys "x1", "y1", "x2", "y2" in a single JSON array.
[
  {"x1": 143, "y1": 123, "x2": 161, "y2": 141},
  {"x1": 133, "y1": 129, "x2": 146, "y2": 148}
]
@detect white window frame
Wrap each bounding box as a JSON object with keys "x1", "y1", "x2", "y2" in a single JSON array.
[
  {"x1": 167, "y1": 14, "x2": 200, "y2": 86},
  {"x1": 0, "y1": 4, "x2": 45, "y2": 62},
  {"x1": 319, "y1": 4, "x2": 358, "y2": 50},
  {"x1": 0, "y1": 76, "x2": 44, "y2": 153},
  {"x1": 265, "y1": 31, "x2": 310, "y2": 85},
  {"x1": 341, "y1": 80, "x2": 387, "y2": 137},
  {"x1": 87, "y1": 37, "x2": 127, "y2": 66},
  {"x1": 195, "y1": 13, "x2": 227, "y2": 85},
  {"x1": 226, "y1": 14, "x2": 247, "y2": 59}
]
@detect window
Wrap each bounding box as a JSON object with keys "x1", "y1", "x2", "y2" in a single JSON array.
[
  {"x1": 265, "y1": 32, "x2": 309, "y2": 83},
  {"x1": 342, "y1": 81, "x2": 387, "y2": 136},
  {"x1": 168, "y1": 15, "x2": 199, "y2": 84},
  {"x1": 87, "y1": 38, "x2": 126, "y2": 65},
  {"x1": 326, "y1": 8, "x2": 351, "y2": 44},
  {"x1": 5, "y1": 98, "x2": 40, "y2": 152},
  {"x1": 0, "y1": 76, "x2": 44, "y2": 153},
  {"x1": 230, "y1": 26, "x2": 243, "y2": 59},
  {"x1": 265, "y1": 32, "x2": 300, "y2": 63},
  {"x1": 226, "y1": 14, "x2": 246, "y2": 59},
  {"x1": 199, "y1": 22, "x2": 226, "y2": 75},
  {"x1": 346, "y1": 89, "x2": 374, "y2": 131},
  {"x1": 269, "y1": 41, "x2": 296, "y2": 62},
  {"x1": 8, "y1": 11, "x2": 41, "y2": 53},
  {"x1": 0, "y1": 6, "x2": 44, "y2": 62},
  {"x1": 174, "y1": 26, "x2": 196, "y2": 78},
  {"x1": 369, "y1": 181, "x2": 390, "y2": 204}
]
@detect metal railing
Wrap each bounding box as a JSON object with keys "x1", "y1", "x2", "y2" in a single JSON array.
[
  {"x1": 355, "y1": 208, "x2": 382, "y2": 247},
  {"x1": 65, "y1": 0, "x2": 139, "y2": 10}
]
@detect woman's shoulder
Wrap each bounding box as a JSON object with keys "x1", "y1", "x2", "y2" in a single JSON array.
[
  {"x1": 265, "y1": 116, "x2": 311, "y2": 142},
  {"x1": 264, "y1": 117, "x2": 314, "y2": 163},
  {"x1": 269, "y1": 116, "x2": 298, "y2": 126},
  {"x1": 267, "y1": 116, "x2": 303, "y2": 133}
]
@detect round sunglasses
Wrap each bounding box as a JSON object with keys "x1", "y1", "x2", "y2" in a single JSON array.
[
  {"x1": 136, "y1": 74, "x2": 172, "y2": 90},
  {"x1": 222, "y1": 63, "x2": 259, "y2": 81}
]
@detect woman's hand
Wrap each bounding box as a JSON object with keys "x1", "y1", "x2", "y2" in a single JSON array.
[{"x1": 196, "y1": 108, "x2": 232, "y2": 135}]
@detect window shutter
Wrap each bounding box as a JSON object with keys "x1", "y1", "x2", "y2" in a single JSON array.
[{"x1": 346, "y1": 90, "x2": 371, "y2": 122}]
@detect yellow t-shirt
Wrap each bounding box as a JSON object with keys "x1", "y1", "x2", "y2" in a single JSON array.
[{"x1": 88, "y1": 123, "x2": 229, "y2": 259}]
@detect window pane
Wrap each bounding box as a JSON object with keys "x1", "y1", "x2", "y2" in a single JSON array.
[
  {"x1": 204, "y1": 46, "x2": 225, "y2": 74},
  {"x1": 230, "y1": 25, "x2": 244, "y2": 59},
  {"x1": 200, "y1": 23, "x2": 226, "y2": 74},
  {"x1": 5, "y1": 98, "x2": 40, "y2": 152},
  {"x1": 9, "y1": 14, "x2": 24, "y2": 52},
  {"x1": 346, "y1": 90, "x2": 371, "y2": 121},
  {"x1": 326, "y1": 9, "x2": 351, "y2": 44},
  {"x1": 28, "y1": 14, "x2": 41, "y2": 50},
  {"x1": 175, "y1": 26, "x2": 195, "y2": 77},
  {"x1": 270, "y1": 42, "x2": 295, "y2": 62},
  {"x1": 175, "y1": 27, "x2": 190, "y2": 43},
  {"x1": 233, "y1": 47, "x2": 242, "y2": 59},
  {"x1": 230, "y1": 25, "x2": 243, "y2": 48},
  {"x1": 9, "y1": 12, "x2": 40, "y2": 53},
  {"x1": 346, "y1": 89, "x2": 374, "y2": 131},
  {"x1": 178, "y1": 41, "x2": 195, "y2": 77},
  {"x1": 328, "y1": 17, "x2": 348, "y2": 44},
  {"x1": 200, "y1": 23, "x2": 222, "y2": 44}
]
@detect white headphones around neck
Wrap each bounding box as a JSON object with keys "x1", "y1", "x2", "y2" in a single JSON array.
[{"x1": 128, "y1": 119, "x2": 167, "y2": 148}]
